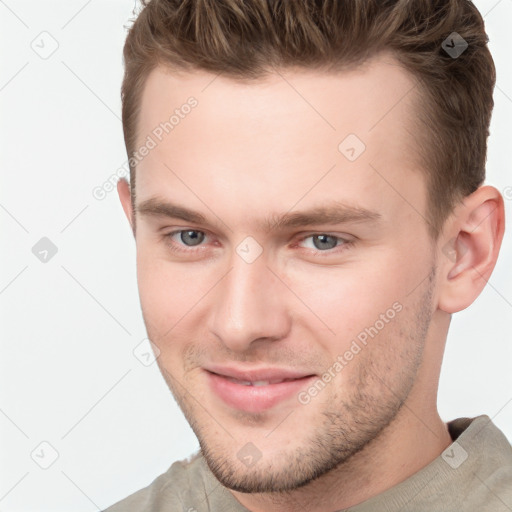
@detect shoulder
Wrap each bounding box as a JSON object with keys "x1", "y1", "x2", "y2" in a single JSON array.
[
  {"x1": 458, "y1": 415, "x2": 512, "y2": 510},
  {"x1": 348, "y1": 415, "x2": 512, "y2": 512},
  {"x1": 438, "y1": 415, "x2": 512, "y2": 511},
  {"x1": 102, "y1": 451, "x2": 204, "y2": 512}
]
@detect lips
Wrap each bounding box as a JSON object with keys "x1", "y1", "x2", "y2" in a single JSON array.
[
  {"x1": 205, "y1": 365, "x2": 316, "y2": 413},
  {"x1": 205, "y1": 364, "x2": 313, "y2": 383}
]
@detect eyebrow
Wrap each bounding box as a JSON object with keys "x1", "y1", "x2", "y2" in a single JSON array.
[{"x1": 135, "y1": 197, "x2": 381, "y2": 232}]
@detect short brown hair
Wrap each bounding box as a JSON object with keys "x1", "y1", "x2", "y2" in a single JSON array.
[{"x1": 121, "y1": 0, "x2": 495, "y2": 238}]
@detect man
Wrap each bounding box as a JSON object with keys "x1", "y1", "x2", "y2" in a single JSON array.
[{"x1": 105, "y1": 0, "x2": 512, "y2": 510}]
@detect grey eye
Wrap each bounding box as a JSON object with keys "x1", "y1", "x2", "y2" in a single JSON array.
[
  {"x1": 180, "y1": 230, "x2": 205, "y2": 246},
  {"x1": 311, "y1": 234, "x2": 338, "y2": 250}
]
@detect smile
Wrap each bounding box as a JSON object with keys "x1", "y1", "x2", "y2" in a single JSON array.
[{"x1": 205, "y1": 369, "x2": 316, "y2": 413}]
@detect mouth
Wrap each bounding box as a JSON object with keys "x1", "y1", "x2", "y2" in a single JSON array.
[
  {"x1": 205, "y1": 368, "x2": 316, "y2": 413},
  {"x1": 221, "y1": 376, "x2": 304, "y2": 386}
]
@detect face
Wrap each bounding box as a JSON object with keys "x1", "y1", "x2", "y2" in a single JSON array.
[{"x1": 126, "y1": 53, "x2": 440, "y2": 493}]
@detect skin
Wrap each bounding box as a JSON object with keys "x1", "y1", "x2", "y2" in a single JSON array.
[{"x1": 117, "y1": 52, "x2": 505, "y2": 511}]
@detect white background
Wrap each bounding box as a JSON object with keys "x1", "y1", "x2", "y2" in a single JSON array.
[{"x1": 1, "y1": 1, "x2": 511, "y2": 510}]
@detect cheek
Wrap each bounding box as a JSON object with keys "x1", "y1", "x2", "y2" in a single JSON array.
[
  {"x1": 135, "y1": 247, "x2": 189, "y2": 333},
  {"x1": 136, "y1": 257, "x2": 194, "y2": 376},
  {"x1": 282, "y1": 252, "x2": 412, "y2": 350},
  {"x1": 135, "y1": 245, "x2": 218, "y2": 343}
]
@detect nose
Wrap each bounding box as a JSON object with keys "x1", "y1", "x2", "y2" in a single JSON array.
[{"x1": 208, "y1": 249, "x2": 291, "y2": 353}]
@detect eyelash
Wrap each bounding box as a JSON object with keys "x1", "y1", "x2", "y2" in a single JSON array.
[{"x1": 162, "y1": 229, "x2": 354, "y2": 257}]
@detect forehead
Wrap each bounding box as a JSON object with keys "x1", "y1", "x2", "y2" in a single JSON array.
[
  {"x1": 134, "y1": 53, "x2": 426, "y2": 234},
  {"x1": 137, "y1": 52, "x2": 419, "y2": 142}
]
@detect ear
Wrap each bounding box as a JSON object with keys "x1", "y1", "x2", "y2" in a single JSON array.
[
  {"x1": 437, "y1": 185, "x2": 505, "y2": 313},
  {"x1": 117, "y1": 177, "x2": 135, "y2": 237}
]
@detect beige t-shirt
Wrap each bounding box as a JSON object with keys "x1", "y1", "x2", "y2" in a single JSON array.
[{"x1": 103, "y1": 415, "x2": 512, "y2": 511}]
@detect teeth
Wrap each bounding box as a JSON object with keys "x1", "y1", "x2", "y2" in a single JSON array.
[
  {"x1": 225, "y1": 377, "x2": 287, "y2": 386},
  {"x1": 252, "y1": 380, "x2": 271, "y2": 386}
]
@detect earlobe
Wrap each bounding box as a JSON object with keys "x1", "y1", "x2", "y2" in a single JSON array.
[
  {"x1": 437, "y1": 186, "x2": 505, "y2": 314},
  {"x1": 117, "y1": 177, "x2": 135, "y2": 236}
]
